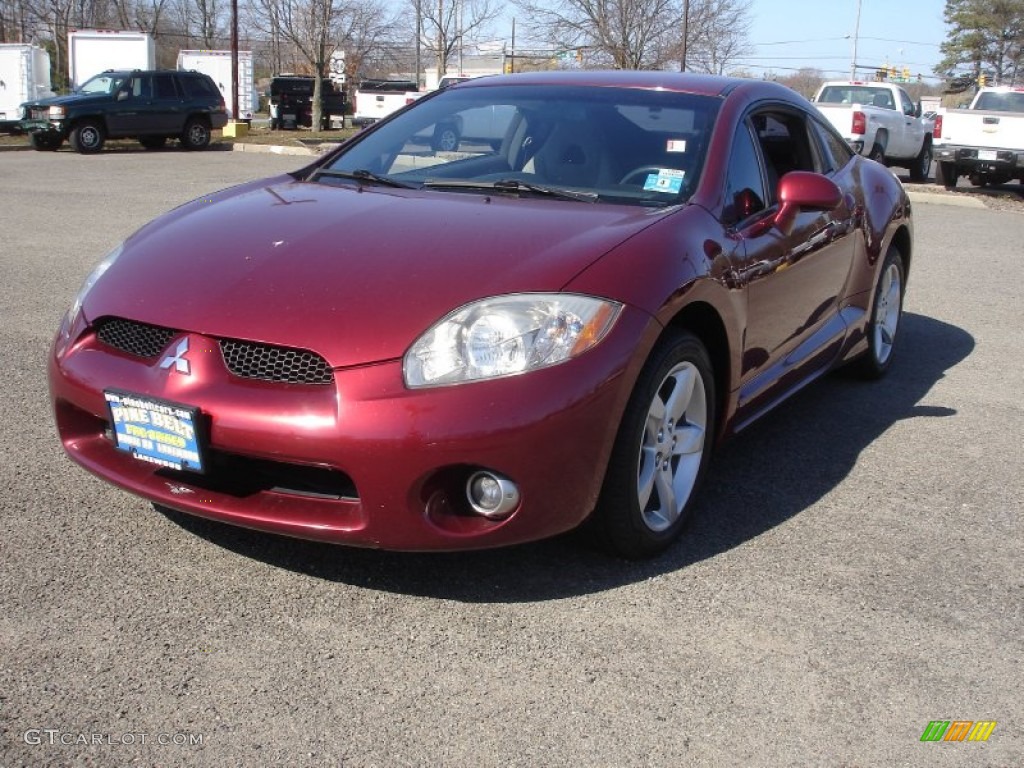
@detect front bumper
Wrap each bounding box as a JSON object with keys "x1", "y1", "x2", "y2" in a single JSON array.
[
  {"x1": 19, "y1": 118, "x2": 63, "y2": 137},
  {"x1": 49, "y1": 309, "x2": 650, "y2": 550}
]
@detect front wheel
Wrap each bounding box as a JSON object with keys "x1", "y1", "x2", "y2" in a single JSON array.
[
  {"x1": 31, "y1": 133, "x2": 62, "y2": 151},
  {"x1": 592, "y1": 332, "x2": 716, "y2": 559},
  {"x1": 851, "y1": 246, "x2": 905, "y2": 379},
  {"x1": 69, "y1": 119, "x2": 105, "y2": 154},
  {"x1": 180, "y1": 118, "x2": 211, "y2": 150},
  {"x1": 432, "y1": 123, "x2": 460, "y2": 151}
]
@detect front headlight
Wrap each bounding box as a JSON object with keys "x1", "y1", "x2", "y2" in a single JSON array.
[
  {"x1": 48, "y1": 105, "x2": 66, "y2": 120},
  {"x1": 68, "y1": 242, "x2": 124, "y2": 326},
  {"x1": 404, "y1": 293, "x2": 622, "y2": 388}
]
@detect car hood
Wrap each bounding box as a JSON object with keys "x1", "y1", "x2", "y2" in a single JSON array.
[
  {"x1": 84, "y1": 176, "x2": 670, "y2": 368},
  {"x1": 24, "y1": 92, "x2": 110, "y2": 109}
]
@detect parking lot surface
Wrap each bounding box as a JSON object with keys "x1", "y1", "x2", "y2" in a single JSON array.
[{"x1": 1, "y1": 151, "x2": 1021, "y2": 766}]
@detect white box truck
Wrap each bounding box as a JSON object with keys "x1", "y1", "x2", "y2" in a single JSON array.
[
  {"x1": 68, "y1": 29, "x2": 155, "y2": 88},
  {"x1": 177, "y1": 49, "x2": 257, "y2": 121},
  {"x1": 0, "y1": 44, "x2": 54, "y2": 131}
]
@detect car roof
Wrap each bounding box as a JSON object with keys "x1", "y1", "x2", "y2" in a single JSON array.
[{"x1": 455, "y1": 70, "x2": 751, "y2": 98}]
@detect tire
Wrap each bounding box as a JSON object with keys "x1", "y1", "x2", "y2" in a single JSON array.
[
  {"x1": 180, "y1": 117, "x2": 211, "y2": 150},
  {"x1": 867, "y1": 142, "x2": 886, "y2": 163},
  {"x1": 432, "y1": 123, "x2": 460, "y2": 152},
  {"x1": 592, "y1": 332, "x2": 716, "y2": 559},
  {"x1": 30, "y1": 133, "x2": 62, "y2": 151},
  {"x1": 908, "y1": 140, "x2": 932, "y2": 182},
  {"x1": 139, "y1": 136, "x2": 167, "y2": 150},
  {"x1": 69, "y1": 119, "x2": 104, "y2": 154},
  {"x1": 935, "y1": 161, "x2": 958, "y2": 190},
  {"x1": 851, "y1": 246, "x2": 905, "y2": 379}
]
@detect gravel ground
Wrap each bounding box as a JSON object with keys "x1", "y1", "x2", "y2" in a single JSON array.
[{"x1": 0, "y1": 151, "x2": 1021, "y2": 767}]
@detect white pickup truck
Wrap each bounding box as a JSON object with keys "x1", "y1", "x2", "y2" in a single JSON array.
[
  {"x1": 932, "y1": 86, "x2": 1024, "y2": 189},
  {"x1": 812, "y1": 80, "x2": 934, "y2": 181},
  {"x1": 352, "y1": 79, "x2": 422, "y2": 128}
]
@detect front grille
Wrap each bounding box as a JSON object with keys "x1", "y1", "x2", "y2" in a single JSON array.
[
  {"x1": 219, "y1": 339, "x2": 334, "y2": 385},
  {"x1": 29, "y1": 107, "x2": 49, "y2": 120},
  {"x1": 94, "y1": 317, "x2": 334, "y2": 386},
  {"x1": 96, "y1": 318, "x2": 176, "y2": 359}
]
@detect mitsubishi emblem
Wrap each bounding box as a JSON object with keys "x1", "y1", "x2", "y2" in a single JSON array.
[{"x1": 159, "y1": 338, "x2": 191, "y2": 375}]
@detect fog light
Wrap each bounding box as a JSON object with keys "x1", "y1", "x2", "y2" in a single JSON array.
[{"x1": 466, "y1": 471, "x2": 520, "y2": 519}]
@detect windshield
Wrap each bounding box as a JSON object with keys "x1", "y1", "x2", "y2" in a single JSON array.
[
  {"x1": 318, "y1": 84, "x2": 720, "y2": 206},
  {"x1": 78, "y1": 73, "x2": 127, "y2": 95}
]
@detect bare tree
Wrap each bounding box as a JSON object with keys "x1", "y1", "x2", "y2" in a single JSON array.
[
  {"x1": 400, "y1": 0, "x2": 501, "y2": 76},
  {"x1": 513, "y1": 0, "x2": 750, "y2": 72},
  {"x1": 777, "y1": 67, "x2": 825, "y2": 100},
  {"x1": 166, "y1": 0, "x2": 223, "y2": 47},
  {"x1": 677, "y1": 0, "x2": 749, "y2": 74},
  {"x1": 245, "y1": 0, "x2": 395, "y2": 127}
]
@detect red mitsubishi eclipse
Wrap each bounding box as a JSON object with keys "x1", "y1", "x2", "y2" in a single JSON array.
[{"x1": 49, "y1": 71, "x2": 912, "y2": 558}]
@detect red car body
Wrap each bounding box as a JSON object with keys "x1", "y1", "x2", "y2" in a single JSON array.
[{"x1": 49, "y1": 71, "x2": 912, "y2": 555}]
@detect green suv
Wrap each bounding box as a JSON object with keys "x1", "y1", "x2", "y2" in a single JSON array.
[{"x1": 20, "y1": 69, "x2": 229, "y2": 154}]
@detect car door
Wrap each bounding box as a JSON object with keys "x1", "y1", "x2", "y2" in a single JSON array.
[
  {"x1": 897, "y1": 87, "x2": 924, "y2": 158},
  {"x1": 150, "y1": 73, "x2": 186, "y2": 133},
  {"x1": 722, "y1": 108, "x2": 858, "y2": 425},
  {"x1": 106, "y1": 74, "x2": 154, "y2": 136}
]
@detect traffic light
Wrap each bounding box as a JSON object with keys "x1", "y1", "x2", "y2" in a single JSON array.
[
  {"x1": 979, "y1": 73, "x2": 987, "y2": 87},
  {"x1": 902, "y1": 67, "x2": 910, "y2": 81}
]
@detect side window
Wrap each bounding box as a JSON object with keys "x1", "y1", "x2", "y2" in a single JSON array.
[
  {"x1": 723, "y1": 121, "x2": 767, "y2": 226},
  {"x1": 812, "y1": 118, "x2": 854, "y2": 173},
  {"x1": 128, "y1": 76, "x2": 152, "y2": 100},
  {"x1": 899, "y1": 89, "x2": 915, "y2": 116},
  {"x1": 180, "y1": 75, "x2": 219, "y2": 100},
  {"x1": 751, "y1": 110, "x2": 819, "y2": 199},
  {"x1": 153, "y1": 74, "x2": 179, "y2": 101}
]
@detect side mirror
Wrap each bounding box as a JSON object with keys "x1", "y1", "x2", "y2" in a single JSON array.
[{"x1": 774, "y1": 171, "x2": 842, "y2": 235}]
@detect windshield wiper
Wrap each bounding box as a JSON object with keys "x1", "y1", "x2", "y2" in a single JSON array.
[
  {"x1": 310, "y1": 168, "x2": 415, "y2": 188},
  {"x1": 422, "y1": 178, "x2": 599, "y2": 203}
]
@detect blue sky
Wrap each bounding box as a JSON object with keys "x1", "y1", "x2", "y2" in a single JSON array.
[
  {"x1": 495, "y1": 0, "x2": 950, "y2": 83},
  {"x1": 741, "y1": 0, "x2": 948, "y2": 82}
]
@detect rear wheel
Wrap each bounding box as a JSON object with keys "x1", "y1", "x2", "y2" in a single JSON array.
[
  {"x1": 868, "y1": 142, "x2": 886, "y2": 163},
  {"x1": 852, "y1": 246, "x2": 905, "y2": 379},
  {"x1": 69, "y1": 119, "x2": 104, "y2": 154},
  {"x1": 592, "y1": 332, "x2": 716, "y2": 559},
  {"x1": 935, "y1": 161, "x2": 958, "y2": 190},
  {"x1": 139, "y1": 136, "x2": 167, "y2": 150},
  {"x1": 180, "y1": 117, "x2": 211, "y2": 150}
]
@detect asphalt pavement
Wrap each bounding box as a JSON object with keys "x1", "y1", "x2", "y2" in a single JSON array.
[{"x1": 0, "y1": 150, "x2": 1021, "y2": 767}]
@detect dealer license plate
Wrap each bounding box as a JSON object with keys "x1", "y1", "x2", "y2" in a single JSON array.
[
  {"x1": 978, "y1": 150, "x2": 998, "y2": 161},
  {"x1": 104, "y1": 391, "x2": 204, "y2": 472}
]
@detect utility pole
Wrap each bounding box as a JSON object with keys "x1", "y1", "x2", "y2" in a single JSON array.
[
  {"x1": 681, "y1": 0, "x2": 689, "y2": 72},
  {"x1": 438, "y1": 0, "x2": 446, "y2": 77},
  {"x1": 850, "y1": 0, "x2": 863, "y2": 79},
  {"x1": 415, "y1": 0, "x2": 422, "y2": 88}
]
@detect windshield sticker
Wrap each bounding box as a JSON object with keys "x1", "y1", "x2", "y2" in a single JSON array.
[
  {"x1": 667, "y1": 139, "x2": 688, "y2": 153},
  {"x1": 643, "y1": 169, "x2": 685, "y2": 194}
]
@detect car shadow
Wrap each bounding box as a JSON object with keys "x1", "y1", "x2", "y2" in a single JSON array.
[{"x1": 159, "y1": 312, "x2": 974, "y2": 602}]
